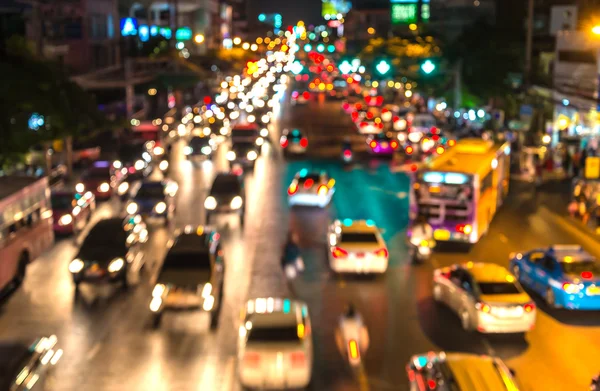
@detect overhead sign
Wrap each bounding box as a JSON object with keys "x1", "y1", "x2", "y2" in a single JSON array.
[
  {"x1": 120, "y1": 17, "x2": 138, "y2": 36},
  {"x1": 391, "y1": 0, "x2": 429, "y2": 24},
  {"x1": 585, "y1": 156, "x2": 600, "y2": 179},
  {"x1": 176, "y1": 27, "x2": 192, "y2": 41}
]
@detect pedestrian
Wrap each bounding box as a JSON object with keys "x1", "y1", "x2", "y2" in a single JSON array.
[{"x1": 564, "y1": 148, "x2": 572, "y2": 177}]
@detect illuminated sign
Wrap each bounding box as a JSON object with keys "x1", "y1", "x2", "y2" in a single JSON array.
[
  {"x1": 391, "y1": 0, "x2": 429, "y2": 24},
  {"x1": 322, "y1": 0, "x2": 351, "y2": 18},
  {"x1": 120, "y1": 17, "x2": 138, "y2": 36},
  {"x1": 159, "y1": 27, "x2": 172, "y2": 39},
  {"x1": 176, "y1": 27, "x2": 192, "y2": 41},
  {"x1": 139, "y1": 25, "x2": 149, "y2": 42}
]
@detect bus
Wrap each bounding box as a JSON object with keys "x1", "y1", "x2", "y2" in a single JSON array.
[
  {"x1": 409, "y1": 138, "x2": 511, "y2": 243},
  {"x1": 0, "y1": 176, "x2": 54, "y2": 293}
]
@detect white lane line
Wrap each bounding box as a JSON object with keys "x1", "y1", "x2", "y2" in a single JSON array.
[
  {"x1": 86, "y1": 343, "x2": 102, "y2": 361},
  {"x1": 498, "y1": 234, "x2": 508, "y2": 243},
  {"x1": 221, "y1": 356, "x2": 236, "y2": 391},
  {"x1": 481, "y1": 338, "x2": 496, "y2": 356}
]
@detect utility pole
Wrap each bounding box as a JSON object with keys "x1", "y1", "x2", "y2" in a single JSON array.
[
  {"x1": 525, "y1": 0, "x2": 534, "y2": 86},
  {"x1": 454, "y1": 59, "x2": 462, "y2": 111}
]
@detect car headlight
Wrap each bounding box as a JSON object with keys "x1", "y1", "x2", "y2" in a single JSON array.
[
  {"x1": 260, "y1": 128, "x2": 269, "y2": 137},
  {"x1": 226, "y1": 151, "x2": 236, "y2": 161},
  {"x1": 69, "y1": 259, "x2": 85, "y2": 274},
  {"x1": 261, "y1": 115, "x2": 270, "y2": 124},
  {"x1": 201, "y1": 283, "x2": 212, "y2": 298},
  {"x1": 75, "y1": 183, "x2": 85, "y2": 193},
  {"x1": 98, "y1": 183, "x2": 110, "y2": 193},
  {"x1": 184, "y1": 146, "x2": 193, "y2": 155},
  {"x1": 247, "y1": 150, "x2": 258, "y2": 161},
  {"x1": 113, "y1": 160, "x2": 122, "y2": 169},
  {"x1": 205, "y1": 196, "x2": 217, "y2": 210},
  {"x1": 255, "y1": 137, "x2": 264, "y2": 146},
  {"x1": 159, "y1": 160, "x2": 169, "y2": 171},
  {"x1": 230, "y1": 196, "x2": 243, "y2": 210},
  {"x1": 201, "y1": 146, "x2": 212, "y2": 155},
  {"x1": 134, "y1": 160, "x2": 146, "y2": 170},
  {"x1": 118, "y1": 182, "x2": 129, "y2": 195},
  {"x1": 108, "y1": 258, "x2": 125, "y2": 273},
  {"x1": 142, "y1": 152, "x2": 152, "y2": 162},
  {"x1": 150, "y1": 296, "x2": 162, "y2": 312},
  {"x1": 247, "y1": 114, "x2": 256, "y2": 123},
  {"x1": 126, "y1": 202, "x2": 138, "y2": 215},
  {"x1": 154, "y1": 201, "x2": 167, "y2": 214},
  {"x1": 153, "y1": 146, "x2": 164, "y2": 155},
  {"x1": 153, "y1": 283, "x2": 166, "y2": 297},
  {"x1": 203, "y1": 295, "x2": 215, "y2": 311},
  {"x1": 58, "y1": 214, "x2": 73, "y2": 226},
  {"x1": 203, "y1": 127, "x2": 212, "y2": 136}
]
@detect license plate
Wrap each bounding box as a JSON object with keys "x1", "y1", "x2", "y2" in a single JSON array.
[
  {"x1": 356, "y1": 252, "x2": 365, "y2": 258},
  {"x1": 587, "y1": 286, "x2": 600, "y2": 295},
  {"x1": 495, "y1": 307, "x2": 522, "y2": 317},
  {"x1": 434, "y1": 229, "x2": 451, "y2": 241},
  {"x1": 381, "y1": 142, "x2": 389, "y2": 148}
]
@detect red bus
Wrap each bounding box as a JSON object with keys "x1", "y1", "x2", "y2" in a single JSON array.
[{"x1": 0, "y1": 176, "x2": 54, "y2": 293}]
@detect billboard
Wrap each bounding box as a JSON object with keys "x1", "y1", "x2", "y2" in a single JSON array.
[
  {"x1": 322, "y1": 0, "x2": 351, "y2": 19},
  {"x1": 391, "y1": 0, "x2": 429, "y2": 25}
]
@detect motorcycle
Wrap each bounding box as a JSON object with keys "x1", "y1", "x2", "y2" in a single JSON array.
[
  {"x1": 411, "y1": 239, "x2": 436, "y2": 264},
  {"x1": 337, "y1": 313, "x2": 369, "y2": 367},
  {"x1": 284, "y1": 256, "x2": 305, "y2": 279}
]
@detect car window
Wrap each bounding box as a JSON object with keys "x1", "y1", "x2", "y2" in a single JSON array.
[
  {"x1": 298, "y1": 174, "x2": 321, "y2": 184},
  {"x1": 136, "y1": 184, "x2": 164, "y2": 198},
  {"x1": 84, "y1": 167, "x2": 110, "y2": 179},
  {"x1": 460, "y1": 273, "x2": 474, "y2": 293},
  {"x1": 561, "y1": 261, "x2": 600, "y2": 275},
  {"x1": 478, "y1": 282, "x2": 521, "y2": 295},
  {"x1": 247, "y1": 326, "x2": 300, "y2": 343},
  {"x1": 163, "y1": 252, "x2": 212, "y2": 270},
  {"x1": 51, "y1": 194, "x2": 74, "y2": 209},
  {"x1": 190, "y1": 137, "x2": 210, "y2": 147},
  {"x1": 449, "y1": 269, "x2": 462, "y2": 286},
  {"x1": 528, "y1": 252, "x2": 545, "y2": 264},
  {"x1": 212, "y1": 176, "x2": 240, "y2": 193},
  {"x1": 542, "y1": 256, "x2": 556, "y2": 271},
  {"x1": 340, "y1": 232, "x2": 378, "y2": 243}
]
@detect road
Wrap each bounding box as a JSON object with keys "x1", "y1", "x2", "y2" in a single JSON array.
[{"x1": 1, "y1": 90, "x2": 600, "y2": 391}]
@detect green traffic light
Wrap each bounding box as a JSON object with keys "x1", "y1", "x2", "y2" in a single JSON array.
[
  {"x1": 304, "y1": 44, "x2": 312, "y2": 52},
  {"x1": 375, "y1": 60, "x2": 391, "y2": 75},
  {"x1": 327, "y1": 45, "x2": 335, "y2": 53},
  {"x1": 421, "y1": 60, "x2": 436, "y2": 74},
  {"x1": 317, "y1": 44, "x2": 325, "y2": 53}
]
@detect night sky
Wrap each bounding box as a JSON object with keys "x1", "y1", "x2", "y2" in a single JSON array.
[{"x1": 248, "y1": 0, "x2": 324, "y2": 26}]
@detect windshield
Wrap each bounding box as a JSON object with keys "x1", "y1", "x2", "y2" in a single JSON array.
[
  {"x1": 341, "y1": 232, "x2": 378, "y2": 243},
  {"x1": 83, "y1": 228, "x2": 127, "y2": 249},
  {"x1": 163, "y1": 252, "x2": 211, "y2": 270},
  {"x1": 561, "y1": 261, "x2": 600, "y2": 275},
  {"x1": 84, "y1": 167, "x2": 110, "y2": 179},
  {"x1": 231, "y1": 129, "x2": 258, "y2": 139},
  {"x1": 232, "y1": 142, "x2": 256, "y2": 152},
  {"x1": 478, "y1": 282, "x2": 521, "y2": 295},
  {"x1": 212, "y1": 176, "x2": 240, "y2": 193},
  {"x1": 136, "y1": 184, "x2": 164, "y2": 199},
  {"x1": 247, "y1": 326, "x2": 300, "y2": 343},
  {"x1": 51, "y1": 194, "x2": 74, "y2": 209}
]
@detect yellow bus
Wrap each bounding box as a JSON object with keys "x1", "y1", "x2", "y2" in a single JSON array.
[{"x1": 409, "y1": 138, "x2": 511, "y2": 243}]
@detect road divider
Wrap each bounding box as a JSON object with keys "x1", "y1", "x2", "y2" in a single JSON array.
[{"x1": 539, "y1": 206, "x2": 600, "y2": 256}]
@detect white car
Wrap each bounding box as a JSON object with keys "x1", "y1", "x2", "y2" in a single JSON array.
[
  {"x1": 328, "y1": 219, "x2": 388, "y2": 274},
  {"x1": 357, "y1": 119, "x2": 383, "y2": 134},
  {"x1": 238, "y1": 298, "x2": 313, "y2": 390},
  {"x1": 432, "y1": 262, "x2": 536, "y2": 333},
  {"x1": 287, "y1": 170, "x2": 335, "y2": 208}
]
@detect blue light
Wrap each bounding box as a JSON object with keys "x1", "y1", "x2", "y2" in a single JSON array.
[
  {"x1": 343, "y1": 218, "x2": 353, "y2": 227},
  {"x1": 120, "y1": 17, "x2": 138, "y2": 37},
  {"x1": 139, "y1": 25, "x2": 149, "y2": 42},
  {"x1": 562, "y1": 99, "x2": 569, "y2": 106},
  {"x1": 505, "y1": 146, "x2": 511, "y2": 156},
  {"x1": 28, "y1": 113, "x2": 44, "y2": 130},
  {"x1": 158, "y1": 27, "x2": 171, "y2": 39},
  {"x1": 299, "y1": 168, "x2": 308, "y2": 177},
  {"x1": 454, "y1": 111, "x2": 460, "y2": 118},
  {"x1": 417, "y1": 356, "x2": 428, "y2": 368},
  {"x1": 423, "y1": 172, "x2": 444, "y2": 184},
  {"x1": 365, "y1": 219, "x2": 375, "y2": 227},
  {"x1": 258, "y1": 13, "x2": 266, "y2": 22},
  {"x1": 444, "y1": 173, "x2": 468, "y2": 185},
  {"x1": 176, "y1": 27, "x2": 192, "y2": 41},
  {"x1": 283, "y1": 299, "x2": 290, "y2": 313},
  {"x1": 150, "y1": 26, "x2": 158, "y2": 36}
]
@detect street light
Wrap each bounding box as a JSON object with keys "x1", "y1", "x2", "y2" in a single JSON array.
[
  {"x1": 593, "y1": 25, "x2": 600, "y2": 35},
  {"x1": 194, "y1": 34, "x2": 205, "y2": 44},
  {"x1": 367, "y1": 27, "x2": 375, "y2": 35},
  {"x1": 233, "y1": 37, "x2": 242, "y2": 45}
]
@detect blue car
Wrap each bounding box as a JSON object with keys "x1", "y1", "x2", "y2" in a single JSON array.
[{"x1": 509, "y1": 245, "x2": 600, "y2": 310}]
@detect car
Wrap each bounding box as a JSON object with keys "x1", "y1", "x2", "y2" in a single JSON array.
[
  {"x1": 231, "y1": 123, "x2": 264, "y2": 146},
  {"x1": 51, "y1": 190, "x2": 95, "y2": 235},
  {"x1": 367, "y1": 132, "x2": 400, "y2": 155},
  {"x1": 287, "y1": 170, "x2": 335, "y2": 208},
  {"x1": 406, "y1": 351, "x2": 519, "y2": 391},
  {"x1": 237, "y1": 298, "x2": 313, "y2": 390},
  {"x1": 433, "y1": 262, "x2": 536, "y2": 333},
  {"x1": 68, "y1": 217, "x2": 147, "y2": 290},
  {"x1": 76, "y1": 161, "x2": 125, "y2": 200},
  {"x1": 291, "y1": 90, "x2": 311, "y2": 105},
  {"x1": 113, "y1": 142, "x2": 153, "y2": 180},
  {"x1": 227, "y1": 141, "x2": 260, "y2": 169},
  {"x1": 357, "y1": 118, "x2": 384, "y2": 135},
  {"x1": 280, "y1": 128, "x2": 308, "y2": 156},
  {"x1": 125, "y1": 179, "x2": 178, "y2": 225},
  {"x1": 0, "y1": 335, "x2": 62, "y2": 391},
  {"x1": 184, "y1": 136, "x2": 216, "y2": 161},
  {"x1": 342, "y1": 97, "x2": 361, "y2": 114},
  {"x1": 328, "y1": 219, "x2": 388, "y2": 274},
  {"x1": 204, "y1": 173, "x2": 245, "y2": 225},
  {"x1": 149, "y1": 225, "x2": 225, "y2": 329},
  {"x1": 510, "y1": 245, "x2": 600, "y2": 310}
]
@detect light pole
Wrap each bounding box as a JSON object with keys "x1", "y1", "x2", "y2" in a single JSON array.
[{"x1": 525, "y1": 0, "x2": 534, "y2": 86}]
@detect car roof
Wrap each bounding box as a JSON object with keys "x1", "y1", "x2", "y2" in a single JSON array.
[
  {"x1": 171, "y1": 232, "x2": 213, "y2": 252},
  {"x1": 462, "y1": 262, "x2": 513, "y2": 283},
  {"x1": 445, "y1": 353, "x2": 510, "y2": 391},
  {"x1": 546, "y1": 245, "x2": 594, "y2": 263},
  {"x1": 245, "y1": 298, "x2": 306, "y2": 327},
  {"x1": 337, "y1": 219, "x2": 379, "y2": 234}
]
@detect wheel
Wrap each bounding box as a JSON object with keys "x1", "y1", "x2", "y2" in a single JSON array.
[
  {"x1": 546, "y1": 287, "x2": 556, "y2": 308},
  {"x1": 432, "y1": 284, "x2": 443, "y2": 302},
  {"x1": 512, "y1": 264, "x2": 521, "y2": 281},
  {"x1": 460, "y1": 309, "x2": 473, "y2": 331},
  {"x1": 13, "y1": 253, "x2": 28, "y2": 287},
  {"x1": 152, "y1": 313, "x2": 163, "y2": 329}
]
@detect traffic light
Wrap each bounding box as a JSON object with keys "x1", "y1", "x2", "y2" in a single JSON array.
[
  {"x1": 421, "y1": 60, "x2": 436, "y2": 74},
  {"x1": 327, "y1": 45, "x2": 335, "y2": 53},
  {"x1": 317, "y1": 44, "x2": 325, "y2": 53},
  {"x1": 304, "y1": 43, "x2": 312, "y2": 52},
  {"x1": 375, "y1": 60, "x2": 391, "y2": 76},
  {"x1": 339, "y1": 60, "x2": 352, "y2": 74}
]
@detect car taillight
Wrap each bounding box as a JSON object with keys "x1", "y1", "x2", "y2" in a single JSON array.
[
  {"x1": 391, "y1": 141, "x2": 398, "y2": 149},
  {"x1": 288, "y1": 183, "x2": 298, "y2": 195},
  {"x1": 581, "y1": 271, "x2": 593, "y2": 279},
  {"x1": 292, "y1": 91, "x2": 299, "y2": 98},
  {"x1": 343, "y1": 149, "x2": 352, "y2": 158},
  {"x1": 360, "y1": 122, "x2": 367, "y2": 128},
  {"x1": 430, "y1": 126, "x2": 439, "y2": 134},
  {"x1": 349, "y1": 339, "x2": 360, "y2": 359},
  {"x1": 455, "y1": 224, "x2": 472, "y2": 234},
  {"x1": 343, "y1": 102, "x2": 349, "y2": 110},
  {"x1": 524, "y1": 303, "x2": 535, "y2": 313},
  {"x1": 370, "y1": 141, "x2": 377, "y2": 148},
  {"x1": 303, "y1": 178, "x2": 314, "y2": 188},
  {"x1": 317, "y1": 185, "x2": 328, "y2": 196},
  {"x1": 303, "y1": 92, "x2": 310, "y2": 99},
  {"x1": 332, "y1": 247, "x2": 348, "y2": 259},
  {"x1": 476, "y1": 302, "x2": 491, "y2": 313},
  {"x1": 375, "y1": 248, "x2": 388, "y2": 258},
  {"x1": 244, "y1": 352, "x2": 261, "y2": 367},
  {"x1": 290, "y1": 352, "x2": 306, "y2": 367},
  {"x1": 366, "y1": 112, "x2": 374, "y2": 119},
  {"x1": 300, "y1": 137, "x2": 308, "y2": 147},
  {"x1": 280, "y1": 138, "x2": 289, "y2": 148},
  {"x1": 405, "y1": 146, "x2": 413, "y2": 155},
  {"x1": 432, "y1": 134, "x2": 440, "y2": 141}
]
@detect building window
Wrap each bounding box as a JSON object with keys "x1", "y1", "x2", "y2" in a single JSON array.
[
  {"x1": 557, "y1": 50, "x2": 596, "y2": 64},
  {"x1": 90, "y1": 14, "x2": 108, "y2": 39},
  {"x1": 107, "y1": 14, "x2": 114, "y2": 38}
]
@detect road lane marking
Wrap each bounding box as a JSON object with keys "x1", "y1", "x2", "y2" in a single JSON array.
[
  {"x1": 498, "y1": 234, "x2": 508, "y2": 243},
  {"x1": 86, "y1": 343, "x2": 102, "y2": 361},
  {"x1": 221, "y1": 357, "x2": 235, "y2": 391}
]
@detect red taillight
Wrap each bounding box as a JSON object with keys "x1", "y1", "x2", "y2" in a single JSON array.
[
  {"x1": 430, "y1": 126, "x2": 439, "y2": 134},
  {"x1": 300, "y1": 137, "x2": 308, "y2": 147},
  {"x1": 581, "y1": 271, "x2": 593, "y2": 279},
  {"x1": 303, "y1": 91, "x2": 310, "y2": 99},
  {"x1": 455, "y1": 224, "x2": 472, "y2": 234},
  {"x1": 432, "y1": 134, "x2": 439, "y2": 141},
  {"x1": 393, "y1": 116, "x2": 400, "y2": 122},
  {"x1": 382, "y1": 108, "x2": 389, "y2": 114},
  {"x1": 317, "y1": 185, "x2": 328, "y2": 196},
  {"x1": 332, "y1": 247, "x2": 348, "y2": 259},
  {"x1": 351, "y1": 112, "x2": 359, "y2": 121},
  {"x1": 428, "y1": 379, "x2": 437, "y2": 390},
  {"x1": 292, "y1": 91, "x2": 299, "y2": 98},
  {"x1": 244, "y1": 352, "x2": 260, "y2": 367},
  {"x1": 370, "y1": 141, "x2": 377, "y2": 148},
  {"x1": 411, "y1": 165, "x2": 418, "y2": 172},
  {"x1": 343, "y1": 102, "x2": 349, "y2": 110},
  {"x1": 280, "y1": 138, "x2": 289, "y2": 148},
  {"x1": 290, "y1": 352, "x2": 306, "y2": 366},
  {"x1": 524, "y1": 303, "x2": 535, "y2": 313},
  {"x1": 128, "y1": 167, "x2": 136, "y2": 173},
  {"x1": 355, "y1": 103, "x2": 362, "y2": 110},
  {"x1": 288, "y1": 183, "x2": 298, "y2": 195},
  {"x1": 406, "y1": 146, "x2": 413, "y2": 154},
  {"x1": 360, "y1": 122, "x2": 367, "y2": 128},
  {"x1": 375, "y1": 248, "x2": 388, "y2": 258},
  {"x1": 303, "y1": 178, "x2": 314, "y2": 188},
  {"x1": 391, "y1": 141, "x2": 399, "y2": 149},
  {"x1": 348, "y1": 339, "x2": 360, "y2": 359},
  {"x1": 377, "y1": 123, "x2": 384, "y2": 129},
  {"x1": 366, "y1": 112, "x2": 374, "y2": 120},
  {"x1": 343, "y1": 149, "x2": 352, "y2": 157}
]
